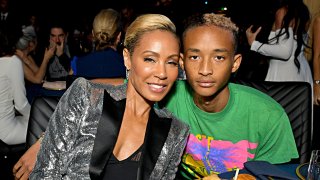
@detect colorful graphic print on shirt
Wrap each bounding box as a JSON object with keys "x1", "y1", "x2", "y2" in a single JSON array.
[{"x1": 181, "y1": 134, "x2": 258, "y2": 178}]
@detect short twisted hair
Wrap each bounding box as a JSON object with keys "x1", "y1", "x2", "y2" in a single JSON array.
[{"x1": 182, "y1": 13, "x2": 239, "y2": 53}]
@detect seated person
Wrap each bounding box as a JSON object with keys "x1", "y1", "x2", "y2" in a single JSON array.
[
  {"x1": 70, "y1": 8, "x2": 126, "y2": 79},
  {"x1": 15, "y1": 34, "x2": 55, "y2": 103},
  {"x1": 0, "y1": 29, "x2": 30, "y2": 145},
  {"x1": 160, "y1": 13, "x2": 299, "y2": 179},
  {"x1": 44, "y1": 20, "x2": 72, "y2": 81},
  {"x1": 28, "y1": 13, "x2": 189, "y2": 179}
]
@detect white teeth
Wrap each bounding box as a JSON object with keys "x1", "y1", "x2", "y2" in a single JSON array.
[{"x1": 149, "y1": 84, "x2": 164, "y2": 89}]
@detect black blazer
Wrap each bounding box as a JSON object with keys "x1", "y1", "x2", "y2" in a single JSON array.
[{"x1": 90, "y1": 90, "x2": 189, "y2": 180}]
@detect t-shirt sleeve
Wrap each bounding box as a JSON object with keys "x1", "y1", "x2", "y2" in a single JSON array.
[{"x1": 254, "y1": 110, "x2": 299, "y2": 163}]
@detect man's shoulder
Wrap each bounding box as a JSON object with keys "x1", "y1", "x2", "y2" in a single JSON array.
[
  {"x1": 165, "y1": 80, "x2": 190, "y2": 101},
  {"x1": 230, "y1": 83, "x2": 283, "y2": 109}
]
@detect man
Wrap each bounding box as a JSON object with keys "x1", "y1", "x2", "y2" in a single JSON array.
[
  {"x1": 12, "y1": 13, "x2": 299, "y2": 180},
  {"x1": 45, "y1": 20, "x2": 72, "y2": 81},
  {"x1": 160, "y1": 13, "x2": 298, "y2": 179},
  {"x1": 0, "y1": 0, "x2": 21, "y2": 34}
]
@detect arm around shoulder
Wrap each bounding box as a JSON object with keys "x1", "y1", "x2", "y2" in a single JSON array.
[{"x1": 30, "y1": 78, "x2": 93, "y2": 178}]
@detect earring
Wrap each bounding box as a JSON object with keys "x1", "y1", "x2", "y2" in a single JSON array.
[{"x1": 126, "y1": 69, "x2": 130, "y2": 79}]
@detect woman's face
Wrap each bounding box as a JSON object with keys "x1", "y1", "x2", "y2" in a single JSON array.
[
  {"x1": 124, "y1": 30, "x2": 181, "y2": 102},
  {"x1": 28, "y1": 39, "x2": 37, "y2": 52}
]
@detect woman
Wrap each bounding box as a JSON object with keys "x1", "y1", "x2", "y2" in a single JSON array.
[
  {"x1": 15, "y1": 34, "x2": 53, "y2": 84},
  {"x1": 30, "y1": 14, "x2": 189, "y2": 179},
  {"x1": 0, "y1": 29, "x2": 30, "y2": 145},
  {"x1": 70, "y1": 8, "x2": 126, "y2": 78},
  {"x1": 246, "y1": 0, "x2": 312, "y2": 84},
  {"x1": 304, "y1": 0, "x2": 320, "y2": 105},
  {"x1": 15, "y1": 33, "x2": 55, "y2": 103}
]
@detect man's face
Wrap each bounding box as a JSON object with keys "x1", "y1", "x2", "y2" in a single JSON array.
[
  {"x1": 181, "y1": 25, "x2": 241, "y2": 98},
  {"x1": 50, "y1": 27, "x2": 66, "y2": 45},
  {"x1": 0, "y1": 0, "x2": 8, "y2": 11}
]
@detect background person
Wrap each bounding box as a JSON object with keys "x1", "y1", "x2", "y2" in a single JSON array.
[
  {"x1": 70, "y1": 8, "x2": 126, "y2": 79},
  {"x1": 246, "y1": 0, "x2": 312, "y2": 84},
  {"x1": 44, "y1": 20, "x2": 72, "y2": 81},
  {"x1": 0, "y1": 29, "x2": 30, "y2": 145}
]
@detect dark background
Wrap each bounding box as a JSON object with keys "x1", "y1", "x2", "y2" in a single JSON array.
[{"x1": 11, "y1": 0, "x2": 273, "y2": 29}]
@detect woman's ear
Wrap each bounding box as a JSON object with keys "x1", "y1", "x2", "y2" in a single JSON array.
[
  {"x1": 231, "y1": 53, "x2": 242, "y2": 73},
  {"x1": 179, "y1": 53, "x2": 185, "y2": 71},
  {"x1": 123, "y1": 48, "x2": 131, "y2": 70},
  {"x1": 116, "y1": 32, "x2": 122, "y2": 45}
]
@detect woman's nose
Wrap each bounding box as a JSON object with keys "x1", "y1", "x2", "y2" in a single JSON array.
[{"x1": 155, "y1": 64, "x2": 167, "y2": 80}]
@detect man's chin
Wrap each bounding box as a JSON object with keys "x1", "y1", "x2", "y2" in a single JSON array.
[{"x1": 194, "y1": 87, "x2": 217, "y2": 98}]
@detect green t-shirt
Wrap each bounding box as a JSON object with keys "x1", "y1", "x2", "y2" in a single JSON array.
[{"x1": 162, "y1": 81, "x2": 299, "y2": 179}]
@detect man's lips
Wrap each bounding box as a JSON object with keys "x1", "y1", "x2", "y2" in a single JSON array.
[{"x1": 197, "y1": 80, "x2": 215, "y2": 87}]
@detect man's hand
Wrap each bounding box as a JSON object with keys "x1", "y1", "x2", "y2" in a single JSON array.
[
  {"x1": 55, "y1": 41, "x2": 64, "y2": 57},
  {"x1": 12, "y1": 140, "x2": 41, "y2": 180}
]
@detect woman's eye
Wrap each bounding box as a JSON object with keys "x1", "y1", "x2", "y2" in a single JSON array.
[
  {"x1": 168, "y1": 60, "x2": 178, "y2": 66},
  {"x1": 144, "y1": 57, "x2": 155, "y2": 62}
]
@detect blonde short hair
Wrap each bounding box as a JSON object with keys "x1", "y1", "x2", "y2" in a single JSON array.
[{"x1": 124, "y1": 14, "x2": 179, "y2": 54}]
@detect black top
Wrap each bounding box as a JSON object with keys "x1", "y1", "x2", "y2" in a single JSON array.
[{"x1": 102, "y1": 145, "x2": 143, "y2": 180}]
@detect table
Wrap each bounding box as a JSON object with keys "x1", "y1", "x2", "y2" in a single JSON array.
[
  {"x1": 218, "y1": 163, "x2": 301, "y2": 180},
  {"x1": 26, "y1": 83, "x2": 66, "y2": 103}
]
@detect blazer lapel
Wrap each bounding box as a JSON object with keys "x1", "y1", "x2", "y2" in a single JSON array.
[
  {"x1": 138, "y1": 109, "x2": 172, "y2": 180},
  {"x1": 89, "y1": 90, "x2": 126, "y2": 179}
]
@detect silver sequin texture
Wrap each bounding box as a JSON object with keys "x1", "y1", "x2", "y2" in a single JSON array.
[{"x1": 30, "y1": 78, "x2": 190, "y2": 180}]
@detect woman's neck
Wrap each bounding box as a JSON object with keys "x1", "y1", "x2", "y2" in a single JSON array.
[{"x1": 125, "y1": 84, "x2": 152, "y2": 122}]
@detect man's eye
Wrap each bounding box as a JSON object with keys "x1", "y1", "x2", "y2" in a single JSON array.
[
  {"x1": 189, "y1": 55, "x2": 199, "y2": 60},
  {"x1": 215, "y1": 56, "x2": 225, "y2": 61}
]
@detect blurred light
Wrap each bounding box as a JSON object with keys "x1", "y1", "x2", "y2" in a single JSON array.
[
  {"x1": 221, "y1": 7, "x2": 227, "y2": 11},
  {"x1": 205, "y1": 1, "x2": 208, "y2": 5}
]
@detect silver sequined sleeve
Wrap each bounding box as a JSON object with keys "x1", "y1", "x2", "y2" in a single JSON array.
[{"x1": 30, "y1": 78, "x2": 104, "y2": 179}]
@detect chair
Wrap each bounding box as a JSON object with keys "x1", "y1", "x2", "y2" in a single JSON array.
[
  {"x1": 233, "y1": 79, "x2": 313, "y2": 164},
  {"x1": 26, "y1": 96, "x2": 60, "y2": 148}
]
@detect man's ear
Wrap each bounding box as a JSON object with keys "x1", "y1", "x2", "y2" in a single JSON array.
[
  {"x1": 123, "y1": 48, "x2": 131, "y2": 70},
  {"x1": 179, "y1": 53, "x2": 185, "y2": 71},
  {"x1": 65, "y1": 32, "x2": 69, "y2": 41},
  {"x1": 231, "y1": 53, "x2": 242, "y2": 73}
]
